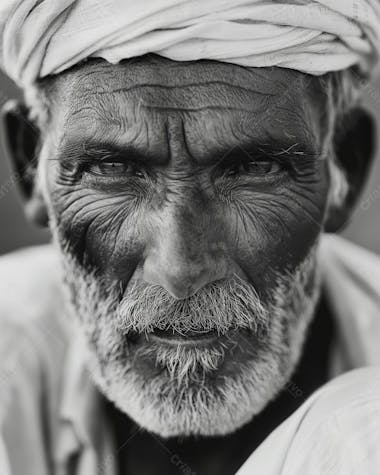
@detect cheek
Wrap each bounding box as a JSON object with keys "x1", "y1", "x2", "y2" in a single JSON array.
[
  {"x1": 44, "y1": 154, "x2": 152, "y2": 280},
  {"x1": 49, "y1": 183, "x2": 147, "y2": 280},
  {"x1": 221, "y1": 172, "x2": 329, "y2": 297}
]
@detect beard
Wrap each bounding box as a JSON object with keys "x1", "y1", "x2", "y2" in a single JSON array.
[{"x1": 55, "y1": 233, "x2": 321, "y2": 437}]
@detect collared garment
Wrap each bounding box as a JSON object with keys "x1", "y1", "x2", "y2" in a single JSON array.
[{"x1": 1, "y1": 235, "x2": 380, "y2": 475}]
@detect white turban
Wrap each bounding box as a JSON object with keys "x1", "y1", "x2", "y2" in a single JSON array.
[{"x1": 0, "y1": 0, "x2": 380, "y2": 87}]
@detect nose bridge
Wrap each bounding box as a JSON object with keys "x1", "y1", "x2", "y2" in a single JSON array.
[
  {"x1": 166, "y1": 197, "x2": 205, "y2": 265},
  {"x1": 143, "y1": 195, "x2": 227, "y2": 299}
]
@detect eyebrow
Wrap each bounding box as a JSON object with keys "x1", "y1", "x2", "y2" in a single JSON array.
[
  {"x1": 56, "y1": 137, "x2": 320, "y2": 168},
  {"x1": 57, "y1": 140, "x2": 166, "y2": 165},
  {"x1": 215, "y1": 140, "x2": 321, "y2": 166}
]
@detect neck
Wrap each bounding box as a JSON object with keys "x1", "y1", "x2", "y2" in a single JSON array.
[{"x1": 108, "y1": 291, "x2": 335, "y2": 475}]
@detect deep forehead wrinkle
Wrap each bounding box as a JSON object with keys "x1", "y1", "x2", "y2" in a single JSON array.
[
  {"x1": 91, "y1": 81, "x2": 277, "y2": 98},
  {"x1": 68, "y1": 68, "x2": 283, "y2": 111},
  {"x1": 59, "y1": 57, "x2": 315, "y2": 119},
  {"x1": 69, "y1": 57, "x2": 293, "y2": 94},
  {"x1": 49, "y1": 57, "x2": 324, "y2": 156},
  {"x1": 61, "y1": 92, "x2": 314, "y2": 151},
  {"x1": 48, "y1": 55, "x2": 313, "y2": 111},
  {"x1": 65, "y1": 74, "x2": 310, "y2": 123}
]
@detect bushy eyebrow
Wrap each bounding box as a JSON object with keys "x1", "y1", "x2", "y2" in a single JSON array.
[
  {"x1": 215, "y1": 140, "x2": 321, "y2": 167},
  {"x1": 55, "y1": 137, "x2": 321, "y2": 168},
  {"x1": 57, "y1": 140, "x2": 164, "y2": 165}
]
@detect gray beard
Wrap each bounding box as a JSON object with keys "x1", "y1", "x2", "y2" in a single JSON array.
[{"x1": 55, "y1": 234, "x2": 321, "y2": 437}]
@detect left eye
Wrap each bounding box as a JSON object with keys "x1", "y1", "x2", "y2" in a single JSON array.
[
  {"x1": 226, "y1": 160, "x2": 283, "y2": 177},
  {"x1": 86, "y1": 161, "x2": 143, "y2": 177}
]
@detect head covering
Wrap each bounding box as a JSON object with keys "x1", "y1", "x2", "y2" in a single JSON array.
[{"x1": 0, "y1": 0, "x2": 380, "y2": 87}]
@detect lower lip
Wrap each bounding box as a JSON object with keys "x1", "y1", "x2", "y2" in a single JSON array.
[{"x1": 148, "y1": 329, "x2": 219, "y2": 346}]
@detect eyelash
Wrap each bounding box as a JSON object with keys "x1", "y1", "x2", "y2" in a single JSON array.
[
  {"x1": 215, "y1": 156, "x2": 290, "y2": 182},
  {"x1": 60, "y1": 158, "x2": 146, "y2": 180},
  {"x1": 80, "y1": 158, "x2": 285, "y2": 183},
  {"x1": 84, "y1": 160, "x2": 146, "y2": 178},
  {"x1": 222, "y1": 159, "x2": 284, "y2": 178},
  {"x1": 59, "y1": 153, "x2": 312, "y2": 185}
]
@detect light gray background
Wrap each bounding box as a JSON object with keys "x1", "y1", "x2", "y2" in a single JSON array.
[{"x1": 1, "y1": 72, "x2": 380, "y2": 256}]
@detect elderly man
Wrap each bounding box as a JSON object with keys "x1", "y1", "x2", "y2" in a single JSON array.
[{"x1": 0, "y1": 1, "x2": 380, "y2": 474}]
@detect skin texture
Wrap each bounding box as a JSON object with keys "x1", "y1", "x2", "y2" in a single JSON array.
[
  {"x1": 41, "y1": 58, "x2": 333, "y2": 294},
  {"x1": 26, "y1": 56, "x2": 350, "y2": 471}
]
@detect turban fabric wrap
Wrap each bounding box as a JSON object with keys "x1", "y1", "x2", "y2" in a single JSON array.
[{"x1": 0, "y1": 0, "x2": 380, "y2": 87}]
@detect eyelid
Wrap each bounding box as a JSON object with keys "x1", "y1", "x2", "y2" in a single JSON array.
[
  {"x1": 83, "y1": 157, "x2": 155, "y2": 183},
  {"x1": 79, "y1": 155, "x2": 140, "y2": 170},
  {"x1": 216, "y1": 152, "x2": 284, "y2": 172},
  {"x1": 84, "y1": 153, "x2": 128, "y2": 163}
]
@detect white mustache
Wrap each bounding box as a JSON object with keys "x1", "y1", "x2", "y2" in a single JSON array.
[{"x1": 115, "y1": 274, "x2": 269, "y2": 336}]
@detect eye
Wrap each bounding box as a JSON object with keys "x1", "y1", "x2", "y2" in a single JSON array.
[
  {"x1": 225, "y1": 160, "x2": 283, "y2": 177},
  {"x1": 85, "y1": 160, "x2": 145, "y2": 178}
]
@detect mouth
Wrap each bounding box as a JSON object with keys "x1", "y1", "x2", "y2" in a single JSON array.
[
  {"x1": 124, "y1": 327, "x2": 262, "y2": 381},
  {"x1": 148, "y1": 328, "x2": 219, "y2": 346}
]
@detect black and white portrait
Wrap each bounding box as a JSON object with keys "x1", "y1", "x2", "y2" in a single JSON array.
[{"x1": 0, "y1": 1, "x2": 380, "y2": 474}]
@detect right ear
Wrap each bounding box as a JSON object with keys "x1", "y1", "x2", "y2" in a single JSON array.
[{"x1": 1, "y1": 100, "x2": 49, "y2": 226}]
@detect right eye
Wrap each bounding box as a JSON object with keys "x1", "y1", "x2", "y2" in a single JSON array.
[{"x1": 85, "y1": 160, "x2": 145, "y2": 178}]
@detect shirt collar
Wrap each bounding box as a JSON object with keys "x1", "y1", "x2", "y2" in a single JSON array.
[
  {"x1": 320, "y1": 235, "x2": 380, "y2": 369},
  {"x1": 55, "y1": 335, "x2": 117, "y2": 474}
]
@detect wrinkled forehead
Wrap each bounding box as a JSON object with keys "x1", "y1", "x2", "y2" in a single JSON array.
[{"x1": 49, "y1": 57, "x2": 326, "y2": 155}]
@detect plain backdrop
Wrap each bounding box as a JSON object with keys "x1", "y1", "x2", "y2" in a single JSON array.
[{"x1": 0, "y1": 71, "x2": 380, "y2": 256}]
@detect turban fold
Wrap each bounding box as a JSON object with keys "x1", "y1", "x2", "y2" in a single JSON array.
[{"x1": 0, "y1": 0, "x2": 380, "y2": 87}]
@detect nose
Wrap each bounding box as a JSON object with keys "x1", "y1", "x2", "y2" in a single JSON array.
[{"x1": 142, "y1": 209, "x2": 228, "y2": 300}]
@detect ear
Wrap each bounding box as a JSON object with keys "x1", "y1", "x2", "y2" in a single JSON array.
[
  {"x1": 325, "y1": 107, "x2": 376, "y2": 233},
  {"x1": 0, "y1": 100, "x2": 49, "y2": 226}
]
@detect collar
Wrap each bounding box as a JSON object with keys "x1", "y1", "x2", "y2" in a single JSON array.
[
  {"x1": 320, "y1": 235, "x2": 380, "y2": 371},
  {"x1": 55, "y1": 335, "x2": 117, "y2": 475}
]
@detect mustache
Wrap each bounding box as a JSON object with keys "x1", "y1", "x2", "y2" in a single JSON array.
[{"x1": 115, "y1": 274, "x2": 269, "y2": 336}]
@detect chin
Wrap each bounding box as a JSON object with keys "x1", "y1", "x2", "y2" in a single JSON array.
[{"x1": 85, "y1": 318, "x2": 314, "y2": 438}]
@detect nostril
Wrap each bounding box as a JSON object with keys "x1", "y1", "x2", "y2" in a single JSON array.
[{"x1": 142, "y1": 246, "x2": 228, "y2": 299}]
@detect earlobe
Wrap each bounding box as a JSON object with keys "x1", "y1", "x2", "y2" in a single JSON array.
[
  {"x1": 325, "y1": 107, "x2": 376, "y2": 233},
  {"x1": 0, "y1": 99, "x2": 49, "y2": 227}
]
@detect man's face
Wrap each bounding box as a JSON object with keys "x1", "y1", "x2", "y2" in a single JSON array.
[{"x1": 39, "y1": 57, "x2": 333, "y2": 437}]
